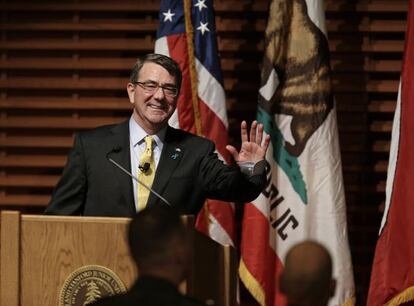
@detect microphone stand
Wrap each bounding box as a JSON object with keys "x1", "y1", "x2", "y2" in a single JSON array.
[{"x1": 107, "y1": 156, "x2": 172, "y2": 207}]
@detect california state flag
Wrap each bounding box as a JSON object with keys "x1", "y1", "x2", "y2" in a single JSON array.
[
  {"x1": 367, "y1": 1, "x2": 414, "y2": 305},
  {"x1": 239, "y1": 1, "x2": 355, "y2": 305}
]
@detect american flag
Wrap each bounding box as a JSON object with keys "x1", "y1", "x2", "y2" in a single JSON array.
[{"x1": 155, "y1": 0, "x2": 235, "y2": 246}]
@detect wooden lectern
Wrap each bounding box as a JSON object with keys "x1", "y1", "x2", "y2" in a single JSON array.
[{"x1": 0, "y1": 211, "x2": 236, "y2": 306}]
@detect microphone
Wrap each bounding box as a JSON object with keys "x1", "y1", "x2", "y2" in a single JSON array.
[
  {"x1": 106, "y1": 147, "x2": 171, "y2": 207},
  {"x1": 138, "y1": 162, "x2": 150, "y2": 173}
]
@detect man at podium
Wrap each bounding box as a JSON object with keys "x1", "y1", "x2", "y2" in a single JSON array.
[{"x1": 45, "y1": 53, "x2": 270, "y2": 217}]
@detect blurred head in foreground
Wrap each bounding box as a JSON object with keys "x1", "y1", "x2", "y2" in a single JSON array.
[
  {"x1": 128, "y1": 207, "x2": 190, "y2": 286},
  {"x1": 280, "y1": 240, "x2": 336, "y2": 306}
]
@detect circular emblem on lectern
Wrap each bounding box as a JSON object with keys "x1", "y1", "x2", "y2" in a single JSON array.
[{"x1": 59, "y1": 265, "x2": 127, "y2": 306}]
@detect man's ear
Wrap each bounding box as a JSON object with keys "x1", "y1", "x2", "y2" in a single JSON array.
[{"x1": 127, "y1": 83, "x2": 135, "y2": 104}]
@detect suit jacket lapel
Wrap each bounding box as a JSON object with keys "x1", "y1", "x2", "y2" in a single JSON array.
[
  {"x1": 147, "y1": 127, "x2": 183, "y2": 208},
  {"x1": 105, "y1": 120, "x2": 135, "y2": 214}
]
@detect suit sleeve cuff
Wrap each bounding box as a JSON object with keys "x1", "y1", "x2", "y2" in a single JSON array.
[{"x1": 237, "y1": 160, "x2": 266, "y2": 176}]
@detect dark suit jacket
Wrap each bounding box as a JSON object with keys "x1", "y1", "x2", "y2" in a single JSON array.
[
  {"x1": 90, "y1": 276, "x2": 207, "y2": 306},
  {"x1": 45, "y1": 120, "x2": 265, "y2": 216}
]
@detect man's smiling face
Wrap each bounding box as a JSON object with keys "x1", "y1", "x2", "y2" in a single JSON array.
[{"x1": 127, "y1": 62, "x2": 178, "y2": 134}]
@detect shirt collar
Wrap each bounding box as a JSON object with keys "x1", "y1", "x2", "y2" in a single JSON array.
[{"x1": 129, "y1": 116, "x2": 167, "y2": 150}]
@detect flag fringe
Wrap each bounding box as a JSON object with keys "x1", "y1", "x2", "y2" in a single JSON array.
[
  {"x1": 385, "y1": 286, "x2": 414, "y2": 306},
  {"x1": 239, "y1": 258, "x2": 266, "y2": 306},
  {"x1": 342, "y1": 296, "x2": 356, "y2": 306}
]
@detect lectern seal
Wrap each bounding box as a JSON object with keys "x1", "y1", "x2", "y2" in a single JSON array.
[{"x1": 59, "y1": 265, "x2": 127, "y2": 306}]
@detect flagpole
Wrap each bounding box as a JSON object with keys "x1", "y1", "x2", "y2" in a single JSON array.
[{"x1": 183, "y1": 0, "x2": 203, "y2": 137}]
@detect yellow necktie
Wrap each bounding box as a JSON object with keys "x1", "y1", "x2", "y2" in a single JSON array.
[{"x1": 137, "y1": 136, "x2": 155, "y2": 211}]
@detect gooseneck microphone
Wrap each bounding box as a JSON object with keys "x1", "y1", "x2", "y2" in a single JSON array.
[
  {"x1": 138, "y1": 162, "x2": 150, "y2": 173},
  {"x1": 106, "y1": 146, "x2": 171, "y2": 207}
]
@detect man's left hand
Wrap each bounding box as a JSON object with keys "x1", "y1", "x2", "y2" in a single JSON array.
[{"x1": 226, "y1": 120, "x2": 271, "y2": 163}]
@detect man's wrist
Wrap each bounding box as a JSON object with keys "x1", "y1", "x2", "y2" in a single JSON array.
[{"x1": 238, "y1": 160, "x2": 266, "y2": 176}]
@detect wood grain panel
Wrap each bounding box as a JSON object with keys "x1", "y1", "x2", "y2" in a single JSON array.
[
  {"x1": 0, "y1": 211, "x2": 20, "y2": 306},
  {"x1": 20, "y1": 215, "x2": 135, "y2": 306}
]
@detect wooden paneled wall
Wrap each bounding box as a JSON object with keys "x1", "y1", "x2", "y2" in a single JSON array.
[{"x1": 0, "y1": 0, "x2": 408, "y2": 304}]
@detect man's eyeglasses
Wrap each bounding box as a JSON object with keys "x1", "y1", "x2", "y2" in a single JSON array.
[{"x1": 135, "y1": 81, "x2": 178, "y2": 98}]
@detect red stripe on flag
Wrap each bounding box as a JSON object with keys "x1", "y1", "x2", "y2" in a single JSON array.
[
  {"x1": 368, "y1": 1, "x2": 414, "y2": 304},
  {"x1": 241, "y1": 203, "x2": 286, "y2": 306},
  {"x1": 194, "y1": 204, "x2": 209, "y2": 236},
  {"x1": 199, "y1": 98, "x2": 231, "y2": 163},
  {"x1": 208, "y1": 199, "x2": 235, "y2": 241},
  {"x1": 167, "y1": 34, "x2": 196, "y2": 134},
  {"x1": 197, "y1": 99, "x2": 234, "y2": 241},
  {"x1": 195, "y1": 199, "x2": 236, "y2": 243}
]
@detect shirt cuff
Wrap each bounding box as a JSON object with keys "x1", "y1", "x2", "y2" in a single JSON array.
[{"x1": 238, "y1": 160, "x2": 266, "y2": 176}]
